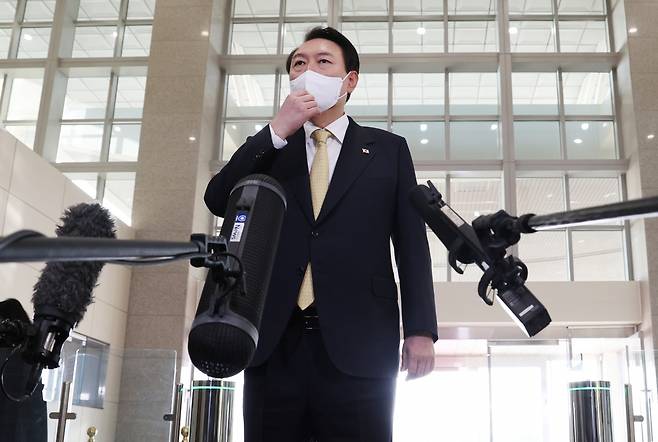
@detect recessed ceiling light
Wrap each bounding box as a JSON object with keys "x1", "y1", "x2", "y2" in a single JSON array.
[
  {"x1": 112, "y1": 31, "x2": 118, "y2": 38},
  {"x1": 602, "y1": 122, "x2": 609, "y2": 127},
  {"x1": 188, "y1": 136, "x2": 196, "y2": 142},
  {"x1": 231, "y1": 124, "x2": 237, "y2": 130},
  {"x1": 254, "y1": 124, "x2": 263, "y2": 131},
  {"x1": 420, "y1": 138, "x2": 429, "y2": 144},
  {"x1": 474, "y1": 211, "x2": 481, "y2": 217},
  {"x1": 508, "y1": 27, "x2": 518, "y2": 35},
  {"x1": 23, "y1": 33, "x2": 32, "y2": 41},
  {"x1": 416, "y1": 27, "x2": 426, "y2": 35},
  {"x1": 574, "y1": 138, "x2": 583, "y2": 144},
  {"x1": 581, "y1": 123, "x2": 589, "y2": 130},
  {"x1": 547, "y1": 193, "x2": 553, "y2": 199},
  {"x1": 201, "y1": 30, "x2": 209, "y2": 37},
  {"x1": 648, "y1": 134, "x2": 655, "y2": 140},
  {"x1": 114, "y1": 126, "x2": 121, "y2": 132},
  {"x1": 420, "y1": 123, "x2": 428, "y2": 132},
  {"x1": 490, "y1": 123, "x2": 498, "y2": 130},
  {"x1": 629, "y1": 27, "x2": 638, "y2": 34}
]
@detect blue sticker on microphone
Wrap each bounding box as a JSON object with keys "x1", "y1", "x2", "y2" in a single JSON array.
[{"x1": 236, "y1": 213, "x2": 247, "y2": 223}]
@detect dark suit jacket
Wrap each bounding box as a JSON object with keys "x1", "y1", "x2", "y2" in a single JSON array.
[{"x1": 204, "y1": 117, "x2": 438, "y2": 378}]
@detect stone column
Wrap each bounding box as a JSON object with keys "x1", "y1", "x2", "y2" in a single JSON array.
[{"x1": 117, "y1": 0, "x2": 229, "y2": 440}]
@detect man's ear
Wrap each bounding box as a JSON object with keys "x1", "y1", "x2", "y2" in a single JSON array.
[{"x1": 347, "y1": 71, "x2": 359, "y2": 94}]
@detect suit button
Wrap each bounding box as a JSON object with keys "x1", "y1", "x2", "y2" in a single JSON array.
[{"x1": 311, "y1": 231, "x2": 319, "y2": 238}]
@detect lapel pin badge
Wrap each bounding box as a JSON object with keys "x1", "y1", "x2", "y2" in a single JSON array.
[{"x1": 361, "y1": 147, "x2": 370, "y2": 155}]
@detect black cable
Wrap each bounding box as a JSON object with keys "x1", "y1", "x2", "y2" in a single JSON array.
[
  {"x1": 0, "y1": 230, "x2": 44, "y2": 254},
  {"x1": 0, "y1": 344, "x2": 36, "y2": 402}
]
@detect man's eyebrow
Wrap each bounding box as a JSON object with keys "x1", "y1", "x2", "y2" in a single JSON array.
[{"x1": 292, "y1": 51, "x2": 335, "y2": 59}]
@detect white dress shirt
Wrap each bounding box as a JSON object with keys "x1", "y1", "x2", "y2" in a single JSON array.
[{"x1": 269, "y1": 113, "x2": 349, "y2": 182}]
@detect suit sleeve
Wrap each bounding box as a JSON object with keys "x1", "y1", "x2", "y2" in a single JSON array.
[
  {"x1": 392, "y1": 138, "x2": 438, "y2": 342},
  {"x1": 204, "y1": 124, "x2": 280, "y2": 217}
]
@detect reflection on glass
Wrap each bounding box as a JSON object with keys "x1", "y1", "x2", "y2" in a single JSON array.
[
  {"x1": 5, "y1": 125, "x2": 36, "y2": 149},
  {"x1": 223, "y1": 121, "x2": 267, "y2": 161},
  {"x1": 447, "y1": 0, "x2": 495, "y2": 14},
  {"x1": 57, "y1": 124, "x2": 104, "y2": 163},
  {"x1": 344, "y1": 73, "x2": 388, "y2": 116},
  {"x1": 569, "y1": 177, "x2": 621, "y2": 225},
  {"x1": 227, "y1": 74, "x2": 275, "y2": 118},
  {"x1": 565, "y1": 121, "x2": 616, "y2": 159},
  {"x1": 104, "y1": 172, "x2": 135, "y2": 225},
  {"x1": 395, "y1": 0, "x2": 442, "y2": 15},
  {"x1": 122, "y1": 25, "x2": 152, "y2": 57},
  {"x1": 114, "y1": 76, "x2": 146, "y2": 118},
  {"x1": 558, "y1": 0, "x2": 605, "y2": 15},
  {"x1": 450, "y1": 122, "x2": 500, "y2": 159},
  {"x1": 449, "y1": 21, "x2": 497, "y2": 52},
  {"x1": 392, "y1": 121, "x2": 445, "y2": 161},
  {"x1": 286, "y1": 0, "x2": 327, "y2": 16},
  {"x1": 572, "y1": 231, "x2": 625, "y2": 281},
  {"x1": 449, "y1": 73, "x2": 498, "y2": 115},
  {"x1": 509, "y1": 0, "x2": 552, "y2": 14},
  {"x1": 393, "y1": 73, "x2": 444, "y2": 116},
  {"x1": 231, "y1": 23, "x2": 278, "y2": 55},
  {"x1": 283, "y1": 22, "x2": 325, "y2": 54},
  {"x1": 512, "y1": 72, "x2": 558, "y2": 115},
  {"x1": 0, "y1": 27, "x2": 11, "y2": 58},
  {"x1": 450, "y1": 178, "x2": 502, "y2": 223},
  {"x1": 109, "y1": 124, "x2": 141, "y2": 162},
  {"x1": 514, "y1": 121, "x2": 561, "y2": 160},
  {"x1": 77, "y1": 0, "x2": 121, "y2": 20},
  {"x1": 516, "y1": 178, "x2": 565, "y2": 216},
  {"x1": 63, "y1": 172, "x2": 98, "y2": 199},
  {"x1": 341, "y1": 22, "x2": 388, "y2": 54},
  {"x1": 7, "y1": 76, "x2": 44, "y2": 120},
  {"x1": 342, "y1": 0, "x2": 388, "y2": 15},
  {"x1": 559, "y1": 21, "x2": 608, "y2": 52},
  {"x1": 62, "y1": 76, "x2": 110, "y2": 119},
  {"x1": 233, "y1": 0, "x2": 279, "y2": 17},
  {"x1": 24, "y1": 0, "x2": 55, "y2": 21},
  {"x1": 127, "y1": 0, "x2": 156, "y2": 19},
  {"x1": 393, "y1": 21, "x2": 443, "y2": 53},
  {"x1": 0, "y1": 1, "x2": 16, "y2": 22},
  {"x1": 18, "y1": 27, "x2": 51, "y2": 58},
  {"x1": 427, "y1": 234, "x2": 448, "y2": 281},
  {"x1": 72, "y1": 26, "x2": 116, "y2": 57},
  {"x1": 518, "y1": 231, "x2": 568, "y2": 281},
  {"x1": 562, "y1": 72, "x2": 612, "y2": 115},
  {"x1": 509, "y1": 21, "x2": 555, "y2": 52}
]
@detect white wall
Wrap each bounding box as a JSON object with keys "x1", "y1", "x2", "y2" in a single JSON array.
[{"x1": 0, "y1": 129, "x2": 133, "y2": 441}]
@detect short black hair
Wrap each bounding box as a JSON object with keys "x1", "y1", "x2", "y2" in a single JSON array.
[{"x1": 285, "y1": 26, "x2": 360, "y2": 101}]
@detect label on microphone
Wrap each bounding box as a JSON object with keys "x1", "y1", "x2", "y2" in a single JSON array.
[{"x1": 230, "y1": 212, "x2": 248, "y2": 242}]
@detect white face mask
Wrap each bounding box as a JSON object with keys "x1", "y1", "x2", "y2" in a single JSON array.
[{"x1": 290, "y1": 70, "x2": 351, "y2": 112}]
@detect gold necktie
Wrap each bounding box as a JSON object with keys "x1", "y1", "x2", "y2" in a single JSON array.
[{"x1": 297, "y1": 128, "x2": 332, "y2": 310}]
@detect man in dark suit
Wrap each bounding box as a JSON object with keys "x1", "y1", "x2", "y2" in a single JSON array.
[{"x1": 205, "y1": 26, "x2": 437, "y2": 442}]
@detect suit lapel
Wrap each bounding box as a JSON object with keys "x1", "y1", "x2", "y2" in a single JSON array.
[
  {"x1": 316, "y1": 117, "x2": 375, "y2": 225},
  {"x1": 276, "y1": 129, "x2": 314, "y2": 224}
]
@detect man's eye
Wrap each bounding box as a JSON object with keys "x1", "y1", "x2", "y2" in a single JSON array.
[
  {"x1": 319, "y1": 59, "x2": 330, "y2": 64},
  {"x1": 294, "y1": 60, "x2": 305, "y2": 66}
]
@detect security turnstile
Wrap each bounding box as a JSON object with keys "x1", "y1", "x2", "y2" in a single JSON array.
[
  {"x1": 189, "y1": 380, "x2": 235, "y2": 442},
  {"x1": 570, "y1": 380, "x2": 614, "y2": 442}
]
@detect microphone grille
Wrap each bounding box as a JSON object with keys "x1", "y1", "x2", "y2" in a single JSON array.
[{"x1": 188, "y1": 322, "x2": 255, "y2": 378}]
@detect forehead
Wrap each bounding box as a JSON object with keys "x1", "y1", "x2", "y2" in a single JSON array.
[{"x1": 292, "y1": 38, "x2": 343, "y2": 59}]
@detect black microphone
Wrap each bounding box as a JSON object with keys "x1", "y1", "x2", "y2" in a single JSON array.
[
  {"x1": 21, "y1": 203, "x2": 116, "y2": 397},
  {"x1": 188, "y1": 174, "x2": 286, "y2": 378}
]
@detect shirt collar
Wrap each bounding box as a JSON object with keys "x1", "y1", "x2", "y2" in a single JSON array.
[{"x1": 303, "y1": 113, "x2": 349, "y2": 145}]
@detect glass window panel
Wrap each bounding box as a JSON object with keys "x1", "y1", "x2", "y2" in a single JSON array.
[
  {"x1": 392, "y1": 121, "x2": 445, "y2": 161},
  {"x1": 0, "y1": 27, "x2": 12, "y2": 58},
  {"x1": 341, "y1": 22, "x2": 388, "y2": 54},
  {"x1": 0, "y1": 1, "x2": 16, "y2": 22},
  {"x1": 344, "y1": 73, "x2": 388, "y2": 116},
  {"x1": 449, "y1": 73, "x2": 498, "y2": 115},
  {"x1": 393, "y1": 73, "x2": 444, "y2": 116},
  {"x1": 5, "y1": 125, "x2": 36, "y2": 149},
  {"x1": 72, "y1": 26, "x2": 116, "y2": 57},
  {"x1": 514, "y1": 121, "x2": 561, "y2": 160},
  {"x1": 393, "y1": 21, "x2": 443, "y2": 53},
  {"x1": 283, "y1": 22, "x2": 325, "y2": 54},
  {"x1": 428, "y1": 234, "x2": 448, "y2": 281},
  {"x1": 363, "y1": 121, "x2": 388, "y2": 131},
  {"x1": 24, "y1": 0, "x2": 55, "y2": 21},
  {"x1": 395, "y1": 0, "x2": 442, "y2": 15},
  {"x1": 62, "y1": 76, "x2": 110, "y2": 120},
  {"x1": 509, "y1": 21, "x2": 556, "y2": 52},
  {"x1": 227, "y1": 74, "x2": 275, "y2": 118},
  {"x1": 7, "y1": 76, "x2": 43, "y2": 120},
  {"x1": 127, "y1": 0, "x2": 156, "y2": 19},
  {"x1": 71, "y1": 338, "x2": 108, "y2": 409},
  {"x1": 122, "y1": 25, "x2": 152, "y2": 56},
  {"x1": 18, "y1": 27, "x2": 51, "y2": 58},
  {"x1": 562, "y1": 72, "x2": 612, "y2": 115},
  {"x1": 234, "y1": 0, "x2": 279, "y2": 17},
  {"x1": 230, "y1": 23, "x2": 278, "y2": 55},
  {"x1": 222, "y1": 121, "x2": 268, "y2": 161},
  {"x1": 286, "y1": 0, "x2": 327, "y2": 16},
  {"x1": 109, "y1": 124, "x2": 141, "y2": 161},
  {"x1": 447, "y1": 0, "x2": 496, "y2": 14},
  {"x1": 565, "y1": 121, "x2": 616, "y2": 159},
  {"x1": 569, "y1": 177, "x2": 621, "y2": 225},
  {"x1": 342, "y1": 0, "x2": 388, "y2": 16},
  {"x1": 63, "y1": 172, "x2": 98, "y2": 199},
  {"x1": 103, "y1": 172, "x2": 135, "y2": 225},
  {"x1": 114, "y1": 76, "x2": 147, "y2": 118},
  {"x1": 559, "y1": 21, "x2": 608, "y2": 52},
  {"x1": 56, "y1": 124, "x2": 104, "y2": 163},
  {"x1": 449, "y1": 21, "x2": 497, "y2": 52},
  {"x1": 512, "y1": 72, "x2": 558, "y2": 115},
  {"x1": 519, "y1": 231, "x2": 568, "y2": 281},
  {"x1": 516, "y1": 178, "x2": 565, "y2": 216},
  {"x1": 77, "y1": 0, "x2": 121, "y2": 20},
  {"x1": 509, "y1": 0, "x2": 552, "y2": 14},
  {"x1": 450, "y1": 121, "x2": 500, "y2": 159},
  {"x1": 558, "y1": 0, "x2": 605, "y2": 15},
  {"x1": 572, "y1": 231, "x2": 625, "y2": 281}
]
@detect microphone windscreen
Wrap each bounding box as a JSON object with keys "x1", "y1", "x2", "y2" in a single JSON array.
[{"x1": 32, "y1": 203, "x2": 116, "y2": 324}]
